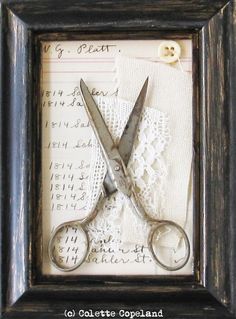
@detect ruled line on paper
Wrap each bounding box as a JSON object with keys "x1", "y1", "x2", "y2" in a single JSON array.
[
  {"x1": 43, "y1": 71, "x2": 116, "y2": 74},
  {"x1": 42, "y1": 57, "x2": 192, "y2": 62},
  {"x1": 43, "y1": 61, "x2": 115, "y2": 63},
  {"x1": 43, "y1": 57, "x2": 115, "y2": 60},
  {"x1": 42, "y1": 81, "x2": 117, "y2": 84}
]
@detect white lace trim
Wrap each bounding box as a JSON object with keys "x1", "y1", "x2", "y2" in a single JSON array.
[
  {"x1": 86, "y1": 96, "x2": 170, "y2": 246},
  {"x1": 128, "y1": 107, "x2": 170, "y2": 219}
]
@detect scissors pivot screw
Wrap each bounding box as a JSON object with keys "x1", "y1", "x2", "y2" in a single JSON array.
[{"x1": 114, "y1": 165, "x2": 120, "y2": 171}]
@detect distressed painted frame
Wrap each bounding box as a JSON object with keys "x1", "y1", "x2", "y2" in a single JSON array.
[{"x1": 0, "y1": 0, "x2": 236, "y2": 318}]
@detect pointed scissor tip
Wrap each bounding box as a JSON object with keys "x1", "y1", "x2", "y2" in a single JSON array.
[
  {"x1": 141, "y1": 77, "x2": 149, "y2": 97},
  {"x1": 80, "y1": 78, "x2": 89, "y2": 97},
  {"x1": 80, "y1": 78, "x2": 85, "y2": 89},
  {"x1": 143, "y1": 77, "x2": 149, "y2": 91}
]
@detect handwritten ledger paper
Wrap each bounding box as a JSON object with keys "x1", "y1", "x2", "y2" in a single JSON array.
[{"x1": 41, "y1": 40, "x2": 193, "y2": 275}]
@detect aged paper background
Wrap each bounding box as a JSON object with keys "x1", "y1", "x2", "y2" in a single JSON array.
[{"x1": 41, "y1": 40, "x2": 193, "y2": 275}]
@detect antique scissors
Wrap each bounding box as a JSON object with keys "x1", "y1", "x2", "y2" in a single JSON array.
[{"x1": 48, "y1": 78, "x2": 190, "y2": 272}]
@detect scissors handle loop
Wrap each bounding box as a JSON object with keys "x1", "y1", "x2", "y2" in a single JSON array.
[
  {"x1": 48, "y1": 193, "x2": 106, "y2": 272},
  {"x1": 148, "y1": 220, "x2": 191, "y2": 271},
  {"x1": 129, "y1": 190, "x2": 190, "y2": 271}
]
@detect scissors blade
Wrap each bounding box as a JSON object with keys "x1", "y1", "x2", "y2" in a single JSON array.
[
  {"x1": 80, "y1": 79, "x2": 118, "y2": 159},
  {"x1": 118, "y1": 77, "x2": 148, "y2": 166},
  {"x1": 103, "y1": 78, "x2": 148, "y2": 195},
  {"x1": 80, "y1": 79, "x2": 131, "y2": 196}
]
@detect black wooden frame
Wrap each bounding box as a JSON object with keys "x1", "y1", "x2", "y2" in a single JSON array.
[{"x1": 1, "y1": 1, "x2": 236, "y2": 318}]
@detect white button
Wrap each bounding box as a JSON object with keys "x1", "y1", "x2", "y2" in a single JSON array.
[{"x1": 158, "y1": 41, "x2": 181, "y2": 63}]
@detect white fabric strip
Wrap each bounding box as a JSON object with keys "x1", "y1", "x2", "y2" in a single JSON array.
[{"x1": 115, "y1": 56, "x2": 193, "y2": 227}]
